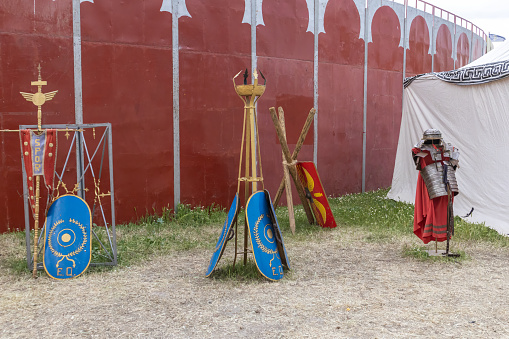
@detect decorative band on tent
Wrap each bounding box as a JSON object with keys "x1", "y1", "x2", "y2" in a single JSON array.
[
  {"x1": 405, "y1": 60, "x2": 509, "y2": 88},
  {"x1": 403, "y1": 74, "x2": 426, "y2": 88},
  {"x1": 435, "y1": 60, "x2": 509, "y2": 85}
]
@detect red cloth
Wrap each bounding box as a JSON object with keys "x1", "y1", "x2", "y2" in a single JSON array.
[
  {"x1": 20, "y1": 129, "x2": 57, "y2": 215},
  {"x1": 412, "y1": 147, "x2": 452, "y2": 244}
]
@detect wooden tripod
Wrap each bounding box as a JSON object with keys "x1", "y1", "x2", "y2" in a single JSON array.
[
  {"x1": 269, "y1": 107, "x2": 316, "y2": 233},
  {"x1": 232, "y1": 69, "x2": 265, "y2": 266}
]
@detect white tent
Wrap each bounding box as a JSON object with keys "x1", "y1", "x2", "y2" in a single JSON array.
[{"x1": 388, "y1": 41, "x2": 509, "y2": 235}]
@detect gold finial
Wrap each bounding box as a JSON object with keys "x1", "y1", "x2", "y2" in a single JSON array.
[
  {"x1": 233, "y1": 68, "x2": 266, "y2": 99},
  {"x1": 20, "y1": 64, "x2": 58, "y2": 130}
]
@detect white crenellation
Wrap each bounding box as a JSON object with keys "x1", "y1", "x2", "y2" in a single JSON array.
[
  {"x1": 305, "y1": 0, "x2": 328, "y2": 35},
  {"x1": 160, "y1": 0, "x2": 192, "y2": 18},
  {"x1": 242, "y1": 0, "x2": 265, "y2": 26}
]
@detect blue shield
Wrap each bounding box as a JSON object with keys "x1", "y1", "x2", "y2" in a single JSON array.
[
  {"x1": 264, "y1": 190, "x2": 290, "y2": 270},
  {"x1": 43, "y1": 195, "x2": 92, "y2": 280},
  {"x1": 206, "y1": 194, "x2": 238, "y2": 276},
  {"x1": 246, "y1": 191, "x2": 284, "y2": 281}
]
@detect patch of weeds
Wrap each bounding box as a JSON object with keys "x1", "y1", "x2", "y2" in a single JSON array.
[
  {"x1": 113, "y1": 204, "x2": 227, "y2": 267},
  {"x1": 402, "y1": 244, "x2": 430, "y2": 260},
  {"x1": 4, "y1": 257, "x2": 29, "y2": 275},
  {"x1": 454, "y1": 217, "x2": 509, "y2": 246},
  {"x1": 210, "y1": 260, "x2": 266, "y2": 282},
  {"x1": 363, "y1": 233, "x2": 392, "y2": 243},
  {"x1": 402, "y1": 244, "x2": 468, "y2": 262},
  {"x1": 275, "y1": 205, "x2": 327, "y2": 241},
  {"x1": 174, "y1": 203, "x2": 225, "y2": 227},
  {"x1": 329, "y1": 188, "x2": 415, "y2": 238}
]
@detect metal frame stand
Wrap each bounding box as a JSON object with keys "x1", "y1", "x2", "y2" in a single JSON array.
[{"x1": 22, "y1": 123, "x2": 117, "y2": 270}]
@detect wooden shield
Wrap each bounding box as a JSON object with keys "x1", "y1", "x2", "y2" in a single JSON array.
[
  {"x1": 43, "y1": 195, "x2": 92, "y2": 280},
  {"x1": 246, "y1": 191, "x2": 284, "y2": 281},
  {"x1": 296, "y1": 161, "x2": 337, "y2": 228},
  {"x1": 206, "y1": 193, "x2": 239, "y2": 277},
  {"x1": 264, "y1": 190, "x2": 290, "y2": 270}
]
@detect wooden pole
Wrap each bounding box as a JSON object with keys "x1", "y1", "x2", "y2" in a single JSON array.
[
  {"x1": 269, "y1": 107, "x2": 314, "y2": 225},
  {"x1": 278, "y1": 108, "x2": 296, "y2": 234},
  {"x1": 244, "y1": 104, "x2": 251, "y2": 266},
  {"x1": 274, "y1": 108, "x2": 316, "y2": 206},
  {"x1": 249, "y1": 104, "x2": 257, "y2": 193},
  {"x1": 32, "y1": 175, "x2": 40, "y2": 278}
]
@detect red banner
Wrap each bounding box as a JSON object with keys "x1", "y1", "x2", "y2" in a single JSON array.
[
  {"x1": 20, "y1": 129, "x2": 57, "y2": 215},
  {"x1": 296, "y1": 161, "x2": 337, "y2": 228}
]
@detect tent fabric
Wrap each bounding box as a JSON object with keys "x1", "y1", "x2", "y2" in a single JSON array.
[
  {"x1": 387, "y1": 74, "x2": 509, "y2": 236},
  {"x1": 461, "y1": 40, "x2": 509, "y2": 68}
]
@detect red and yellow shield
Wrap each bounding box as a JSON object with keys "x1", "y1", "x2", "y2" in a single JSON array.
[{"x1": 296, "y1": 161, "x2": 337, "y2": 228}]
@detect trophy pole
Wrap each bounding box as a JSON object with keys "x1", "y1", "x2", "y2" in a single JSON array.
[{"x1": 233, "y1": 69, "x2": 266, "y2": 266}]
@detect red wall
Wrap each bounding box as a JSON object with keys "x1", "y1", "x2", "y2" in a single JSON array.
[
  {"x1": 0, "y1": 0, "x2": 75, "y2": 232},
  {"x1": 0, "y1": 0, "x2": 486, "y2": 232},
  {"x1": 257, "y1": 0, "x2": 314, "y2": 203},
  {"x1": 80, "y1": 0, "x2": 175, "y2": 223},
  {"x1": 179, "y1": 0, "x2": 251, "y2": 207},
  {"x1": 318, "y1": 0, "x2": 365, "y2": 195},
  {"x1": 366, "y1": 6, "x2": 404, "y2": 191}
]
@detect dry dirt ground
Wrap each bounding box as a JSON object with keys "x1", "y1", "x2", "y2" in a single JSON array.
[{"x1": 1, "y1": 230, "x2": 509, "y2": 338}]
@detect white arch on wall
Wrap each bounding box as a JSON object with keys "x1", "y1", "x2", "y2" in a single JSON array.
[
  {"x1": 455, "y1": 26, "x2": 471, "y2": 62},
  {"x1": 366, "y1": 0, "x2": 405, "y2": 47},
  {"x1": 405, "y1": 7, "x2": 434, "y2": 54},
  {"x1": 303, "y1": 0, "x2": 366, "y2": 37},
  {"x1": 432, "y1": 17, "x2": 455, "y2": 59}
]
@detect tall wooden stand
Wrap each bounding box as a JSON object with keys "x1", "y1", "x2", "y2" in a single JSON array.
[
  {"x1": 269, "y1": 107, "x2": 316, "y2": 231},
  {"x1": 232, "y1": 69, "x2": 265, "y2": 267}
]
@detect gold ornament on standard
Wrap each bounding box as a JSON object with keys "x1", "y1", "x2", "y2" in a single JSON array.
[{"x1": 20, "y1": 64, "x2": 58, "y2": 131}]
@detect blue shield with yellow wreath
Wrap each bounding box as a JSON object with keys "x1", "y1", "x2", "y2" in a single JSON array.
[
  {"x1": 264, "y1": 190, "x2": 290, "y2": 270},
  {"x1": 246, "y1": 191, "x2": 285, "y2": 281},
  {"x1": 206, "y1": 193, "x2": 238, "y2": 276},
  {"x1": 43, "y1": 195, "x2": 92, "y2": 279}
]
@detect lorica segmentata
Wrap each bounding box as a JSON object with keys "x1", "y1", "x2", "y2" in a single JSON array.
[{"x1": 420, "y1": 162, "x2": 459, "y2": 199}]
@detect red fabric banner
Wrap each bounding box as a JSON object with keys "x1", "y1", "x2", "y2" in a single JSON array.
[{"x1": 20, "y1": 129, "x2": 57, "y2": 215}]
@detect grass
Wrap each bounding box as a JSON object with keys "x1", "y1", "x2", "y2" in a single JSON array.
[
  {"x1": 210, "y1": 260, "x2": 266, "y2": 282},
  {"x1": 1, "y1": 188, "x2": 508, "y2": 277}
]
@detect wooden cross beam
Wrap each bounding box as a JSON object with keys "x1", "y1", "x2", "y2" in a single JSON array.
[
  {"x1": 269, "y1": 107, "x2": 315, "y2": 226},
  {"x1": 274, "y1": 107, "x2": 316, "y2": 207},
  {"x1": 277, "y1": 108, "x2": 296, "y2": 234}
]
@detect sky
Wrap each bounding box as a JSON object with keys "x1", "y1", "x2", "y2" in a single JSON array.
[{"x1": 423, "y1": 0, "x2": 509, "y2": 47}]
